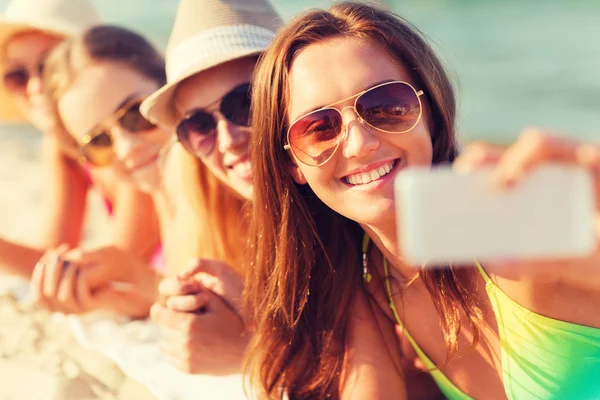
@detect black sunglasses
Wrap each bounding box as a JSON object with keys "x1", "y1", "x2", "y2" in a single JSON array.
[{"x1": 175, "y1": 83, "x2": 251, "y2": 157}]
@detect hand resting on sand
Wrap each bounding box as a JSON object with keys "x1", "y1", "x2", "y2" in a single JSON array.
[{"x1": 31, "y1": 245, "x2": 161, "y2": 318}]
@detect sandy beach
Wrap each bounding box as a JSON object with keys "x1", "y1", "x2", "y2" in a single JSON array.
[
  {"x1": 0, "y1": 130, "x2": 156, "y2": 399},
  {"x1": 0, "y1": 292, "x2": 156, "y2": 400}
]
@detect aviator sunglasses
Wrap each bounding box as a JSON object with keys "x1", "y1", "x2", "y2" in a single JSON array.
[
  {"x1": 175, "y1": 83, "x2": 251, "y2": 157},
  {"x1": 284, "y1": 80, "x2": 424, "y2": 166},
  {"x1": 79, "y1": 97, "x2": 156, "y2": 167}
]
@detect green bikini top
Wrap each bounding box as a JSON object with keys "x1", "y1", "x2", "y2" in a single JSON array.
[{"x1": 365, "y1": 235, "x2": 600, "y2": 399}]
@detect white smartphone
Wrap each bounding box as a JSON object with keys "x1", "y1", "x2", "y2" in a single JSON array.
[{"x1": 394, "y1": 164, "x2": 596, "y2": 265}]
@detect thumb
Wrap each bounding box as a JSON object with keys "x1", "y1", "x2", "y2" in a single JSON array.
[{"x1": 75, "y1": 251, "x2": 118, "y2": 289}]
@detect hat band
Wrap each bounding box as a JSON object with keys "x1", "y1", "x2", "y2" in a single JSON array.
[{"x1": 166, "y1": 24, "x2": 276, "y2": 83}]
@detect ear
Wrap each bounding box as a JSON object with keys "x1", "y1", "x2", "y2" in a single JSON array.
[{"x1": 289, "y1": 164, "x2": 308, "y2": 185}]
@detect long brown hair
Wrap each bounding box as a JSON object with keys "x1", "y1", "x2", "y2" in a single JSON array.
[
  {"x1": 43, "y1": 24, "x2": 166, "y2": 158},
  {"x1": 246, "y1": 2, "x2": 479, "y2": 398}
]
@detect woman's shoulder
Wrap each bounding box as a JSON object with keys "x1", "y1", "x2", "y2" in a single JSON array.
[{"x1": 340, "y1": 290, "x2": 407, "y2": 399}]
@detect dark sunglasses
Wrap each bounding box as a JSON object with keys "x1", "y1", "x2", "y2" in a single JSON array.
[
  {"x1": 2, "y1": 61, "x2": 45, "y2": 93},
  {"x1": 79, "y1": 98, "x2": 156, "y2": 167},
  {"x1": 284, "y1": 81, "x2": 424, "y2": 166},
  {"x1": 175, "y1": 83, "x2": 251, "y2": 157}
]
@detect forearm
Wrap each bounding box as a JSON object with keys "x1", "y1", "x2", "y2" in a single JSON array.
[{"x1": 0, "y1": 237, "x2": 44, "y2": 279}]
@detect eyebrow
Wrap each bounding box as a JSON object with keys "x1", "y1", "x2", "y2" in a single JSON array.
[
  {"x1": 114, "y1": 92, "x2": 144, "y2": 113},
  {"x1": 85, "y1": 91, "x2": 145, "y2": 136},
  {"x1": 291, "y1": 79, "x2": 397, "y2": 121}
]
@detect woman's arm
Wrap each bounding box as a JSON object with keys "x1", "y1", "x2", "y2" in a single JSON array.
[
  {"x1": 110, "y1": 178, "x2": 160, "y2": 262},
  {"x1": 0, "y1": 135, "x2": 88, "y2": 278}
]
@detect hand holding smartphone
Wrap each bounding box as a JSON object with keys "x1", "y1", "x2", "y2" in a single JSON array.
[{"x1": 394, "y1": 164, "x2": 596, "y2": 265}]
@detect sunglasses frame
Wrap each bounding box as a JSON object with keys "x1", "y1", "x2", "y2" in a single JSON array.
[
  {"x1": 175, "y1": 82, "x2": 252, "y2": 158},
  {"x1": 79, "y1": 96, "x2": 152, "y2": 166},
  {"x1": 284, "y1": 80, "x2": 424, "y2": 167}
]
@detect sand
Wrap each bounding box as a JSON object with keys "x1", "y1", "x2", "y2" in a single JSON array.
[
  {"x1": 0, "y1": 291, "x2": 156, "y2": 399},
  {"x1": 0, "y1": 128, "x2": 155, "y2": 399}
]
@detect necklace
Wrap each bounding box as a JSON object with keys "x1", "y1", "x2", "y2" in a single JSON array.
[{"x1": 362, "y1": 234, "x2": 404, "y2": 325}]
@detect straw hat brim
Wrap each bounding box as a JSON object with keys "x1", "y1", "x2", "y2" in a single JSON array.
[
  {"x1": 141, "y1": 48, "x2": 264, "y2": 129},
  {"x1": 0, "y1": 20, "x2": 67, "y2": 122}
]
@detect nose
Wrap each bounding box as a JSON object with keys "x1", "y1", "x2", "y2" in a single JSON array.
[
  {"x1": 26, "y1": 74, "x2": 44, "y2": 98},
  {"x1": 111, "y1": 125, "x2": 143, "y2": 162},
  {"x1": 215, "y1": 112, "x2": 248, "y2": 153},
  {"x1": 340, "y1": 108, "x2": 380, "y2": 159}
]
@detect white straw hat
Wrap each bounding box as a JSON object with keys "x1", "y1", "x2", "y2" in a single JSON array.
[
  {"x1": 0, "y1": 0, "x2": 100, "y2": 122},
  {"x1": 140, "y1": 0, "x2": 282, "y2": 128}
]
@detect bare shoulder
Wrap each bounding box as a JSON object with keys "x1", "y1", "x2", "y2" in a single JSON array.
[{"x1": 340, "y1": 290, "x2": 407, "y2": 400}]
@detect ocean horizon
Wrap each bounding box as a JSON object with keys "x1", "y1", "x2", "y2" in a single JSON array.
[{"x1": 1, "y1": 0, "x2": 599, "y2": 143}]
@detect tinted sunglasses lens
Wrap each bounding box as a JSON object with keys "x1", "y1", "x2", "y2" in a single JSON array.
[
  {"x1": 176, "y1": 111, "x2": 217, "y2": 156},
  {"x1": 356, "y1": 82, "x2": 421, "y2": 133},
  {"x1": 83, "y1": 132, "x2": 114, "y2": 166},
  {"x1": 3, "y1": 69, "x2": 28, "y2": 92},
  {"x1": 119, "y1": 103, "x2": 156, "y2": 133},
  {"x1": 221, "y1": 83, "x2": 251, "y2": 126},
  {"x1": 288, "y1": 109, "x2": 343, "y2": 166}
]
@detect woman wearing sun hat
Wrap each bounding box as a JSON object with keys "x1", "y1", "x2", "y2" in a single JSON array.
[
  {"x1": 141, "y1": 0, "x2": 281, "y2": 375},
  {"x1": 0, "y1": 0, "x2": 161, "y2": 297}
]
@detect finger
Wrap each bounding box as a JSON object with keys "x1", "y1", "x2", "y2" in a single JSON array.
[
  {"x1": 67, "y1": 247, "x2": 122, "y2": 287},
  {"x1": 453, "y1": 142, "x2": 505, "y2": 173},
  {"x1": 78, "y1": 264, "x2": 117, "y2": 292},
  {"x1": 151, "y1": 303, "x2": 198, "y2": 330},
  {"x1": 56, "y1": 262, "x2": 82, "y2": 314},
  {"x1": 75, "y1": 269, "x2": 95, "y2": 312},
  {"x1": 31, "y1": 260, "x2": 52, "y2": 311},
  {"x1": 166, "y1": 292, "x2": 210, "y2": 313},
  {"x1": 577, "y1": 144, "x2": 600, "y2": 177},
  {"x1": 176, "y1": 258, "x2": 203, "y2": 280},
  {"x1": 158, "y1": 277, "x2": 204, "y2": 297},
  {"x1": 42, "y1": 249, "x2": 71, "y2": 302},
  {"x1": 492, "y1": 130, "x2": 579, "y2": 188}
]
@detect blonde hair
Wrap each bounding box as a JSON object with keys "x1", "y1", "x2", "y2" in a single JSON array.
[{"x1": 161, "y1": 141, "x2": 249, "y2": 274}]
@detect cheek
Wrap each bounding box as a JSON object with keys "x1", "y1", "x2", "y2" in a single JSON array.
[
  {"x1": 299, "y1": 163, "x2": 338, "y2": 194},
  {"x1": 148, "y1": 129, "x2": 171, "y2": 146},
  {"x1": 399, "y1": 125, "x2": 433, "y2": 166},
  {"x1": 200, "y1": 152, "x2": 225, "y2": 176}
]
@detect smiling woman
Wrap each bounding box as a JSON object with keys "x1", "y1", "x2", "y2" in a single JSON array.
[{"x1": 44, "y1": 26, "x2": 169, "y2": 193}]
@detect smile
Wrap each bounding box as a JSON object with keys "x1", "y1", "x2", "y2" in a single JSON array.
[{"x1": 342, "y1": 159, "x2": 399, "y2": 186}]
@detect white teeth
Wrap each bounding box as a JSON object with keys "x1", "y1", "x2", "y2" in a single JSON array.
[{"x1": 344, "y1": 160, "x2": 396, "y2": 186}]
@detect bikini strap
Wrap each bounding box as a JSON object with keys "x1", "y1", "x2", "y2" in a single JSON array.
[{"x1": 474, "y1": 260, "x2": 493, "y2": 285}]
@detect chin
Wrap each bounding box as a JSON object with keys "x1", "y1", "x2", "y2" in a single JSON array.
[
  {"x1": 132, "y1": 171, "x2": 161, "y2": 194},
  {"x1": 232, "y1": 181, "x2": 253, "y2": 201}
]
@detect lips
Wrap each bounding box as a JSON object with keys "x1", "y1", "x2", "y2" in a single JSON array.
[
  {"x1": 342, "y1": 159, "x2": 399, "y2": 186},
  {"x1": 128, "y1": 153, "x2": 159, "y2": 172},
  {"x1": 229, "y1": 156, "x2": 252, "y2": 180}
]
